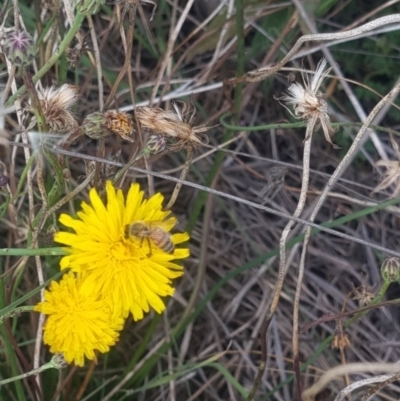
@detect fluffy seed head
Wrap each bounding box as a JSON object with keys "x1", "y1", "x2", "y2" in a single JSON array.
[
  {"x1": 283, "y1": 58, "x2": 336, "y2": 146},
  {"x1": 34, "y1": 84, "x2": 80, "y2": 134},
  {"x1": 373, "y1": 135, "x2": 400, "y2": 197}
]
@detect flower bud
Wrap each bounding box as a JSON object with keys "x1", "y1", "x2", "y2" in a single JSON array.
[
  {"x1": 75, "y1": 0, "x2": 105, "y2": 15},
  {"x1": 82, "y1": 112, "x2": 111, "y2": 140},
  {"x1": 50, "y1": 354, "x2": 68, "y2": 369},
  {"x1": 3, "y1": 29, "x2": 36, "y2": 67},
  {"x1": 142, "y1": 134, "x2": 166, "y2": 156},
  {"x1": 381, "y1": 257, "x2": 400, "y2": 283}
]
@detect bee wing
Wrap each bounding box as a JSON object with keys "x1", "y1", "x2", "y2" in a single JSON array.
[{"x1": 146, "y1": 218, "x2": 176, "y2": 231}]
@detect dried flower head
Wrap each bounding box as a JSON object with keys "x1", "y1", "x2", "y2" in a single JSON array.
[
  {"x1": 2, "y1": 29, "x2": 36, "y2": 67},
  {"x1": 135, "y1": 101, "x2": 210, "y2": 152},
  {"x1": 373, "y1": 135, "x2": 400, "y2": 197},
  {"x1": 332, "y1": 332, "x2": 351, "y2": 349},
  {"x1": 83, "y1": 110, "x2": 135, "y2": 141},
  {"x1": 65, "y1": 39, "x2": 90, "y2": 70},
  {"x1": 104, "y1": 110, "x2": 135, "y2": 141},
  {"x1": 30, "y1": 84, "x2": 80, "y2": 134},
  {"x1": 283, "y1": 58, "x2": 336, "y2": 147},
  {"x1": 353, "y1": 286, "x2": 375, "y2": 307}
]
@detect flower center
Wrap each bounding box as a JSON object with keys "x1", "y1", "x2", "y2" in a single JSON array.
[{"x1": 109, "y1": 241, "x2": 135, "y2": 262}]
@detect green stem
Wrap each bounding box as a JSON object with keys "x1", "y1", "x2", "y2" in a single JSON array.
[
  {"x1": 234, "y1": 0, "x2": 245, "y2": 118},
  {"x1": 219, "y1": 112, "x2": 400, "y2": 136},
  {"x1": 0, "y1": 247, "x2": 66, "y2": 256},
  {"x1": 0, "y1": 356, "x2": 63, "y2": 386},
  {"x1": 0, "y1": 277, "x2": 26, "y2": 401},
  {"x1": 6, "y1": 12, "x2": 86, "y2": 107},
  {"x1": 0, "y1": 306, "x2": 34, "y2": 325}
]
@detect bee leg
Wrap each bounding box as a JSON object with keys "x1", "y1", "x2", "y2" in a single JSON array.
[{"x1": 146, "y1": 238, "x2": 153, "y2": 258}]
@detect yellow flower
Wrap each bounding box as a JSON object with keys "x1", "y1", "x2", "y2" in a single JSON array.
[
  {"x1": 54, "y1": 181, "x2": 190, "y2": 320},
  {"x1": 34, "y1": 272, "x2": 123, "y2": 367}
]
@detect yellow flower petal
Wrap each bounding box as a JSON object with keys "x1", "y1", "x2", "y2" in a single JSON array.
[
  {"x1": 35, "y1": 272, "x2": 123, "y2": 366},
  {"x1": 55, "y1": 181, "x2": 190, "y2": 320}
]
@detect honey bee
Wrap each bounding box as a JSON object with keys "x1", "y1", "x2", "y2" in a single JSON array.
[{"x1": 124, "y1": 221, "x2": 174, "y2": 254}]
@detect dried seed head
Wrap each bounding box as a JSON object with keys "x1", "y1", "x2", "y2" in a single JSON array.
[
  {"x1": 104, "y1": 111, "x2": 135, "y2": 142},
  {"x1": 353, "y1": 286, "x2": 375, "y2": 307},
  {"x1": 381, "y1": 257, "x2": 400, "y2": 283},
  {"x1": 3, "y1": 29, "x2": 36, "y2": 67},
  {"x1": 65, "y1": 40, "x2": 90, "y2": 70},
  {"x1": 135, "y1": 101, "x2": 210, "y2": 152},
  {"x1": 332, "y1": 333, "x2": 351, "y2": 349},
  {"x1": 32, "y1": 84, "x2": 80, "y2": 134},
  {"x1": 282, "y1": 58, "x2": 336, "y2": 147},
  {"x1": 373, "y1": 135, "x2": 400, "y2": 197}
]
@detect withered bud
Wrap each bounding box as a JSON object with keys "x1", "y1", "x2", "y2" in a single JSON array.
[
  {"x1": 381, "y1": 257, "x2": 400, "y2": 283},
  {"x1": 42, "y1": 225, "x2": 58, "y2": 246},
  {"x1": 3, "y1": 29, "x2": 36, "y2": 67},
  {"x1": 0, "y1": 174, "x2": 8, "y2": 187},
  {"x1": 65, "y1": 41, "x2": 89, "y2": 70},
  {"x1": 63, "y1": 168, "x2": 71, "y2": 180}
]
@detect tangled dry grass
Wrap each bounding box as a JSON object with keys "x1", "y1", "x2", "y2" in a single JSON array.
[{"x1": 1, "y1": 1, "x2": 400, "y2": 400}]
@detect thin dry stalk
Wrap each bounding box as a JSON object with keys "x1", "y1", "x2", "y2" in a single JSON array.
[
  {"x1": 104, "y1": 7, "x2": 136, "y2": 109},
  {"x1": 87, "y1": 15, "x2": 103, "y2": 110},
  {"x1": 361, "y1": 372, "x2": 400, "y2": 401},
  {"x1": 245, "y1": 128, "x2": 313, "y2": 401},
  {"x1": 240, "y1": 14, "x2": 400, "y2": 82},
  {"x1": 165, "y1": 146, "x2": 193, "y2": 210},
  {"x1": 303, "y1": 363, "x2": 400, "y2": 401},
  {"x1": 149, "y1": 0, "x2": 196, "y2": 105},
  {"x1": 333, "y1": 372, "x2": 400, "y2": 401},
  {"x1": 297, "y1": 80, "x2": 400, "y2": 400}
]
